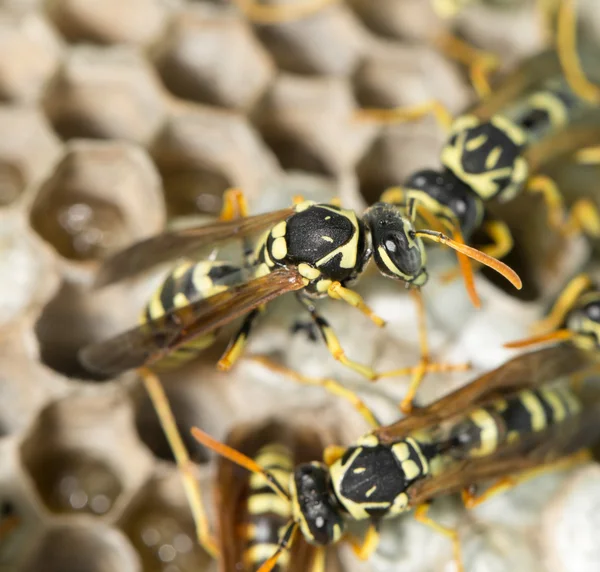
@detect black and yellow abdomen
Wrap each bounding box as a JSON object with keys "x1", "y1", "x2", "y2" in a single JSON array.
[
  {"x1": 449, "y1": 386, "x2": 582, "y2": 459},
  {"x1": 140, "y1": 260, "x2": 244, "y2": 368},
  {"x1": 243, "y1": 443, "x2": 294, "y2": 571}
]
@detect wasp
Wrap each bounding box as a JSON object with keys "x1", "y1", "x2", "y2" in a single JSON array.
[
  {"x1": 216, "y1": 420, "x2": 342, "y2": 572},
  {"x1": 79, "y1": 187, "x2": 520, "y2": 393},
  {"x1": 189, "y1": 335, "x2": 600, "y2": 571},
  {"x1": 359, "y1": 0, "x2": 600, "y2": 281}
]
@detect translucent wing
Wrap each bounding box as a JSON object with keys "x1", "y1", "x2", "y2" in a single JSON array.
[
  {"x1": 375, "y1": 344, "x2": 598, "y2": 444},
  {"x1": 406, "y1": 400, "x2": 600, "y2": 506},
  {"x1": 95, "y1": 208, "x2": 294, "y2": 287},
  {"x1": 79, "y1": 266, "x2": 306, "y2": 376}
]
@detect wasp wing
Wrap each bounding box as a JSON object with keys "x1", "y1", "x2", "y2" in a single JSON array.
[
  {"x1": 375, "y1": 344, "x2": 598, "y2": 444},
  {"x1": 94, "y1": 207, "x2": 295, "y2": 288},
  {"x1": 406, "y1": 399, "x2": 600, "y2": 507},
  {"x1": 79, "y1": 266, "x2": 306, "y2": 376}
]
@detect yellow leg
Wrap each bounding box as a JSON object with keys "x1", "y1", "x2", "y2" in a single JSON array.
[
  {"x1": 433, "y1": 32, "x2": 500, "y2": 99},
  {"x1": 324, "y1": 445, "x2": 347, "y2": 466},
  {"x1": 532, "y1": 273, "x2": 592, "y2": 335},
  {"x1": 566, "y1": 200, "x2": 600, "y2": 238},
  {"x1": 557, "y1": 0, "x2": 600, "y2": 104},
  {"x1": 327, "y1": 281, "x2": 386, "y2": 328},
  {"x1": 346, "y1": 524, "x2": 380, "y2": 560},
  {"x1": 526, "y1": 174, "x2": 570, "y2": 236},
  {"x1": 354, "y1": 100, "x2": 454, "y2": 132},
  {"x1": 246, "y1": 355, "x2": 380, "y2": 428},
  {"x1": 297, "y1": 294, "x2": 378, "y2": 380},
  {"x1": 440, "y1": 219, "x2": 514, "y2": 283},
  {"x1": 137, "y1": 368, "x2": 219, "y2": 559},
  {"x1": 414, "y1": 503, "x2": 463, "y2": 572},
  {"x1": 462, "y1": 449, "x2": 592, "y2": 509},
  {"x1": 219, "y1": 187, "x2": 249, "y2": 221},
  {"x1": 379, "y1": 186, "x2": 407, "y2": 206},
  {"x1": 309, "y1": 547, "x2": 326, "y2": 572},
  {"x1": 379, "y1": 290, "x2": 471, "y2": 414},
  {"x1": 217, "y1": 308, "x2": 263, "y2": 371},
  {"x1": 231, "y1": 0, "x2": 339, "y2": 24}
]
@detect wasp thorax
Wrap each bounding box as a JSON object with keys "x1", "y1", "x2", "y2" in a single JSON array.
[
  {"x1": 405, "y1": 168, "x2": 482, "y2": 239},
  {"x1": 290, "y1": 462, "x2": 345, "y2": 546},
  {"x1": 364, "y1": 203, "x2": 427, "y2": 286}
]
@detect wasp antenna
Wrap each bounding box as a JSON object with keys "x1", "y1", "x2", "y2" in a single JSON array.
[
  {"x1": 504, "y1": 329, "x2": 575, "y2": 349},
  {"x1": 257, "y1": 521, "x2": 299, "y2": 572},
  {"x1": 416, "y1": 230, "x2": 522, "y2": 291},
  {"x1": 190, "y1": 427, "x2": 291, "y2": 502}
]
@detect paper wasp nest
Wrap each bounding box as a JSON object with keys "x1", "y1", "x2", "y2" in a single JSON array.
[{"x1": 0, "y1": 1, "x2": 599, "y2": 571}]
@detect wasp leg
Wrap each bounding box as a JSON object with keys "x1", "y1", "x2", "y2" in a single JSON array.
[
  {"x1": 137, "y1": 368, "x2": 219, "y2": 559},
  {"x1": 433, "y1": 32, "x2": 500, "y2": 99},
  {"x1": 219, "y1": 187, "x2": 249, "y2": 221},
  {"x1": 327, "y1": 281, "x2": 385, "y2": 328},
  {"x1": 414, "y1": 503, "x2": 464, "y2": 572},
  {"x1": 565, "y1": 200, "x2": 600, "y2": 238},
  {"x1": 231, "y1": 0, "x2": 338, "y2": 24},
  {"x1": 526, "y1": 174, "x2": 573, "y2": 236},
  {"x1": 379, "y1": 289, "x2": 471, "y2": 414},
  {"x1": 354, "y1": 100, "x2": 454, "y2": 132},
  {"x1": 323, "y1": 445, "x2": 348, "y2": 466},
  {"x1": 440, "y1": 219, "x2": 514, "y2": 283},
  {"x1": 345, "y1": 524, "x2": 380, "y2": 560},
  {"x1": 557, "y1": 0, "x2": 600, "y2": 104},
  {"x1": 575, "y1": 146, "x2": 600, "y2": 164},
  {"x1": 217, "y1": 307, "x2": 264, "y2": 371},
  {"x1": 532, "y1": 273, "x2": 592, "y2": 335},
  {"x1": 297, "y1": 293, "x2": 378, "y2": 380},
  {"x1": 246, "y1": 355, "x2": 381, "y2": 428},
  {"x1": 461, "y1": 449, "x2": 592, "y2": 509},
  {"x1": 310, "y1": 547, "x2": 326, "y2": 572}
]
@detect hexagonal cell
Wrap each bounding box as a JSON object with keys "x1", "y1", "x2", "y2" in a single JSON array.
[
  {"x1": 152, "y1": 7, "x2": 274, "y2": 111},
  {"x1": 252, "y1": 74, "x2": 377, "y2": 176},
  {"x1": 119, "y1": 472, "x2": 213, "y2": 572},
  {"x1": 0, "y1": 12, "x2": 62, "y2": 103},
  {"x1": 45, "y1": 0, "x2": 170, "y2": 46},
  {"x1": 30, "y1": 140, "x2": 165, "y2": 262},
  {"x1": 22, "y1": 524, "x2": 141, "y2": 572},
  {"x1": 251, "y1": 2, "x2": 368, "y2": 76},
  {"x1": 0, "y1": 105, "x2": 62, "y2": 206},
  {"x1": 152, "y1": 102, "x2": 281, "y2": 216},
  {"x1": 20, "y1": 391, "x2": 153, "y2": 517},
  {"x1": 43, "y1": 46, "x2": 167, "y2": 144}
]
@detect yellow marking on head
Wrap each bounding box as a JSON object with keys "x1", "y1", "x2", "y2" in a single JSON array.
[
  {"x1": 520, "y1": 390, "x2": 547, "y2": 432},
  {"x1": 401, "y1": 459, "x2": 421, "y2": 480},
  {"x1": 321, "y1": 235, "x2": 334, "y2": 243},
  {"x1": 315, "y1": 207, "x2": 360, "y2": 270},
  {"x1": 353, "y1": 467, "x2": 366, "y2": 474},
  {"x1": 272, "y1": 221, "x2": 287, "y2": 238},
  {"x1": 248, "y1": 494, "x2": 291, "y2": 519},
  {"x1": 485, "y1": 146, "x2": 503, "y2": 170},
  {"x1": 392, "y1": 442, "x2": 410, "y2": 461},
  {"x1": 465, "y1": 133, "x2": 488, "y2": 151},
  {"x1": 271, "y1": 237, "x2": 288, "y2": 260},
  {"x1": 377, "y1": 246, "x2": 413, "y2": 280},
  {"x1": 365, "y1": 485, "x2": 377, "y2": 498},
  {"x1": 468, "y1": 408, "x2": 499, "y2": 457},
  {"x1": 297, "y1": 263, "x2": 320, "y2": 280},
  {"x1": 538, "y1": 387, "x2": 567, "y2": 423}
]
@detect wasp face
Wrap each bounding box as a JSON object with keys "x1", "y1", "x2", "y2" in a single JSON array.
[
  {"x1": 290, "y1": 462, "x2": 345, "y2": 546},
  {"x1": 405, "y1": 168, "x2": 483, "y2": 238},
  {"x1": 364, "y1": 203, "x2": 427, "y2": 287}
]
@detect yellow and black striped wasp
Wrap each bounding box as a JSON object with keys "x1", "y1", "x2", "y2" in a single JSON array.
[
  {"x1": 189, "y1": 339, "x2": 600, "y2": 572},
  {"x1": 79, "y1": 188, "x2": 519, "y2": 384},
  {"x1": 358, "y1": 0, "x2": 600, "y2": 280},
  {"x1": 216, "y1": 420, "x2": 341, "y2": 572}
]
